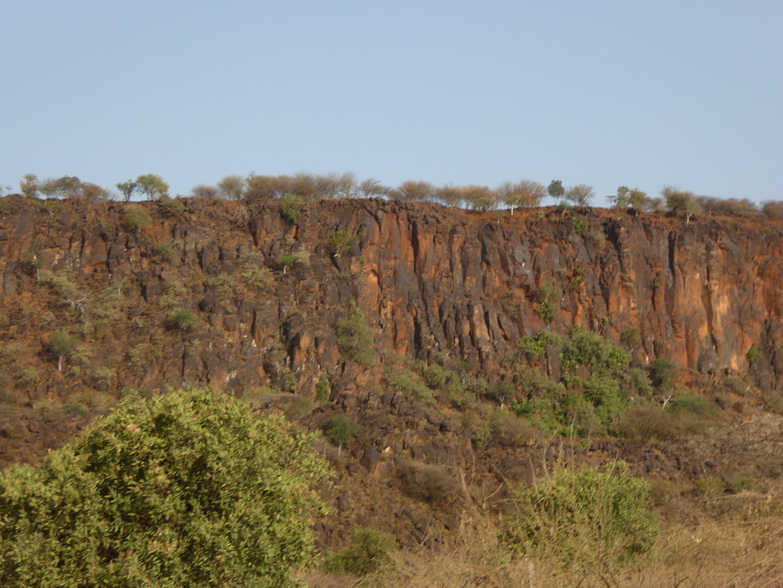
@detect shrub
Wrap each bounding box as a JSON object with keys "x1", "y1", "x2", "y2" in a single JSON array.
[
  {"x1": 206, "y1": 273, "x2": 238, "y2": 302},
  {"x1": 667, "y1": 393, "x2": 717, "y2": 417},
  {"x1": 335, "y1": 301, "x2": 375, "y2": 366},
  {"x1": 0, "y1": 387, "x2": 328, "y2": 586},
  {"x1": 536, "y1": 284, "x2": 560, "y2": 324},
  {"x1": 322, "y1": 527, "x2": 397, "y2": 576},
  {"x1": 157, "y1": 195, "x2": 185, "y2": 217},
  {"x1": 649, "y1": 357, "x2": 678, "y2": 390},
  {"x1": 242, "y1": 266, "x2": 273, "y2": 290},
  {"x1": 488, "y1": 380, "x2": 515, "y2": 405},
  {"x1": 122, "y1": 205, "x2": 152, "y2": 232},
  {"x1": 280, "y1": 193, "x2": 305, "y2": 224},
  {"x1": 489, "y1": 411, "x2": 537, "y2": 446},
  {"x1": 152, "y1": 241, "x2": 179, "y2": 263},
  {"x1": 398, "y1": 462, "x2": 460, "y2": 504},
  {"x1": 324, "y1": 413, "x2": 359, "y2": 448},
  {"x1": 166, "y1": 308, "x2": 199, "y2": 331},
  {"x1": 47, "y1": 330, "x2": 77, "y2": 372},
  {"x1": 329, "y1": 228, "x2": 358, "y2": 258},
  {"x1": 617, "y1": 404, "x2": 677, "y2": 443},
  {"x1": 502, "y1": 463, "x2": 659, "y2": 569},
  {"x1": 385, "y1": 368, "x2": 435, "y2": 403},
  {"x1": 747, "y1": 344, "x2": 761, "y2": 366},
  {"x1": 315, "y1": 375, "x2": 333, "y2": 404},
  {"x1": 283, "y1": 395, "x2": 313, "y2": 420},
  {"x1": 274, "y1": 251, "x2": 311, "y2": 273}
]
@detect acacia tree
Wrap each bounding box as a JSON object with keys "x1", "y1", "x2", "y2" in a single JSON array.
[
  {"x1": 47, "y1": 330, "x2": 76, "y2": 372},
  {"x1": 564, "y1": 184, "x2": 595, "y2": 207},
  {"x1": 548, "y1": 180, "x2": 565, "y2": 205},
  {"x1": 40, "y1": 176, "x2": 82, "y2": 199},
  {"x1": 116, "y1": 180, "x2": 138, "y2": 202},
  {"x1": 499, "y1": 180, "x2": 546, "y2": 213},
  {"x1": 663, "y1": 187, "x2": 702, "y2": 223},
  {"x1": 19, "y1": 174, "x2": 40, "y2": 198},
  {"x1": 136, "y1": 174, "x2": 169, "y2": 201},
  {"x1": 217, "y1": 175, "x2": 246, "y2": 200}
]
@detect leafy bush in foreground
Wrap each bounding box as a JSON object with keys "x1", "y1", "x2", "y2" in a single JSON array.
[
  {"x1": 0, "y1": 387, "x2": 328, "y2": 587},
  {"x1": 322, "y1": 527, "x2": 397, "y2": 576}
]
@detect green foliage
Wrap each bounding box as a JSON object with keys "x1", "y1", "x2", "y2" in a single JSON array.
[
  {"x1": 747, "y1": 344, "x2": 761, "y2": 366},
  {"x1": 39, "y1": 270, "x2": 84, "y2": 313},
  {"x1": 503, "y1": 464, "x2": 659, "y2": 569},
  {"x1": 488, "y1": 380, "x2": 514, "y2": 404},
  {"x1": 667, "y1": 393, "x2": 717, "y2": 417},
  {"x1": 0, "y1": 387, "x2": 328, "y2": 586},
  {"x1": 536, "y1": 284, "x2": 560, "y2": 324},
  {"x1": 15, "y1": 367, "x2": 40, "y2": 389},
  {"x1": 136, "y1": 173, "x2": 169, "y2": 201},
  {"x1": 329, "y1": 228, "x2": 358, "y2": 258},
  {"x1": 385, "y1": 368, "x2": 435, "y2": 403},
  {"x1": 166, "y1": 308, "x2": 199, "y2": 331},
  {"x1": 621, "y1": 328, "x2": 641, "y2": 349},
  {"x1": 335, "y1": 301, "x2": 375, "y2": 366},
  {"x1": 157, "y1": 195, "x2": 185, "y2": 217},
  {"x1": 152, "y1": 241, "x2": 179, "y2": 263},
  {"x1": 315, "y1": 375, "x2": 333, "y2": 404},
  {"x1": 206, "y1": 273, "x2": 239, "y2": 302},
  {"x1": 280, "y1": 193, "x2": 305, "y2": 224},
  {"x1": 122, "y1": 205, "x2": 152, "y2": 232},
  {"x1": 322, "y1": 527, "x2": 397, "y2": 576},
  {"x1": 47, "y1": 330, "x2": 77, "y2": 371},
  {"x1": 649, "y1": 357, "x2": 678, "y2": 390},
  {"x1": 274, "y1": 251, "x2": 311, "y2": 273},
  {"x1": 571, "y1": 216, "x2": 589, "y2": 235},
  {"x1": 116, "y1": 179, "x2": 137, "y2": 202},
  {"x1": 324, "y1": 413, "x2": 359, "y2": 448}
]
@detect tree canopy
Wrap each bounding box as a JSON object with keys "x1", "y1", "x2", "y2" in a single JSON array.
[{"x1": 0, "y1": 387, "x2": 329, "y2": 587}]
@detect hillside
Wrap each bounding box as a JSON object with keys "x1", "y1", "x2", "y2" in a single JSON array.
[{"x1": 1, "y1": 195, "x2": 783, "y2": 582}]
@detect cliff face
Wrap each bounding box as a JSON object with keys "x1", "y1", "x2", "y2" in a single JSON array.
[{"x1": 0, "y1": 196, "x2": 781, "y2": 404}]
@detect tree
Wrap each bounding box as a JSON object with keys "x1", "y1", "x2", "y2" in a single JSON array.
[
  {"x1": 136, "y1": 174, "x2": 169, "y2": 201},
  {"x1": 217, "y1": 175, "x2": 246, "y2": 200},
  {"x1": 190, "y1": 184, "x2": 219, "y2": 199},
  {"x1": 610, "y1": 186, "x2": 648, "y2": 212},
  {"x1": 40, "y1": 176, "x2": 82, "y2": 199},
  {"x1": 395, "y1": 180, "x2": 435, "y2": 202},
  {"x1": 548, "y1": 180, "x2": 565, "y2": 204},
  {"x1": 79, "y1": 182, "x2": 110, "y2": 201},
  {"x1": 47, "y1": 330, "x2": 76, "y2": 372},
  {"x1": 663, "y1": 187, "x2": 702, "y2": 223},
  {"x1": 564, "y1": 184, "x2": 595, "y2": 207},
  {"x1": 0, "y1": 387, "x2": 328, "y2": 586},
  {"x1": 464, "y1": 185, "x2": 499, "y2": 210},
  {"x1": 499, "y1": 180, "x2": 546, "y2": 213},
  {"x1": 359, "y1": 178, "x2": 389, "y2": 199},
  {"x1": 116, "y1": 180, "x2": 138, "y2": 202},
  {"x1": 19, "y1": 174, "x2": 40, "y2": 198}
]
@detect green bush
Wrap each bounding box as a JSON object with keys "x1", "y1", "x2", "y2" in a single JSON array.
[
  {"x1": 0, "y1": 387, "x2": 328, "y2": 586},
  {"x1": 385, "y1": 368, "x2": 435, "y2": 403},
  {"x1": 157, "y1": 195, "x2": 185, "y2": 217},
  {"x1": 329, "y1": 228, "x2": 358, "y2": 258},
  {"x1": 322, "y1": 527, "x2": 397, "y2": 576},
  {"x1": 274, "y1": 251, "x2": 311, "y2": 273},
  {"x1": 122, "y1": 205, "x2": 152, "y2": 232},
  {"x1": 502, "y1": 463, "x2": 659, "y2": 569},
  {"x1": 152, "y1": 241, "x2": 179, "y2": 263},
  {"x1": 166, "y1": 308, "x2": 199, "y2": 331},
  {"x1": 667, "y1": 393, "x2": 717, "y2": 417},
  {"x1": 324, "y1": 413, "x2": 359, "y2": 448},
  {"x1": 315, "y1": 375, "x2": 333, "y2": 404},
  {"x1": 280, "y1": 193, "x2": 305, "y2": 224},
  {"x1": 649, "y1": 357, "x2": 677, "y2": 390},
  {"x1": 335, "y1": 301, "x2": 375, "y2": 366}
]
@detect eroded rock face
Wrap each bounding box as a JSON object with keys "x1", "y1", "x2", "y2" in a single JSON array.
[{"x1": 0, "y1": 195, "x2": 780, "y2": 404}]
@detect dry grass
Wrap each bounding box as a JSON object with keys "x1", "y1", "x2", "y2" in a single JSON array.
[{"x1": 304, "y1": 488, "x2": 783, "y2": 588}]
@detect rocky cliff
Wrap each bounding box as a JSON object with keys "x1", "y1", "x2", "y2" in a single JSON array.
[{"x1": 0, "y1": 195, "x2": 781, "y2": 401}]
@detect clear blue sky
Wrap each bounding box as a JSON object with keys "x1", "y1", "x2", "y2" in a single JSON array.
[{"x1": 2, "y1": 0, "x2": 781, "y2": 205}]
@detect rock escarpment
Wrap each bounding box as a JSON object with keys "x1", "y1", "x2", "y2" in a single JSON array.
[{"x1": 0, "y1": 195, "x2": 780, "y2": 404}]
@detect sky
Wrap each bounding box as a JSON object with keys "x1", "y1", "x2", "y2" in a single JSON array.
[{"x1": 2, "y1": 0, "x2": 782, "y2": 206}]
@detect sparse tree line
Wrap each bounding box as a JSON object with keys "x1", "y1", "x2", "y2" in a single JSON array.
[{"x1": 4, "y1": 171, "x2": 782, "y2": 218}]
